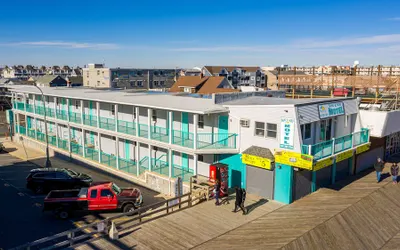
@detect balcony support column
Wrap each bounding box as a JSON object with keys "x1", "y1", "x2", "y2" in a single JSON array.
[
  {"x1": 135, "y1": 142, "x2": 140, "y2": 176},
  {"x1": 98, "y1": 133, "x2": 102, "y2": 163},
  {"x1": 168, "y1": 149, "x2": 173, "y2": 178},
  {"x1": 194, "y1": 114, "x2": 198, "y2": 150},
  {"x1": 116, "y1": 137, "x2": 120, "y2": 170},
  {"x1": 67, "y1": 124, "x2": 71, "y2": 154},
  {"x1": 135, "y1": 107, "x2": 139, "y2": 137},
  {"x1": 34, "y1": 117, "x2": 38, "y2": 140},
  {"x1": 54, "y1": 97, "x2": 57, "y2": 118},
  {"x1": 82, "y1": 129, "x2": 86, "y2": 158},
  {"x1": 311, "y1": 171, "x2": 316, "y2": 192},
  {"x1": 24, "y1": 94, "x2": 27, "y2": 112},
  {"x1": 147, "y1": 108, "x2": 152, "y2": 140},
  {"x1": 168, "y1": 111, "x2": 173, "y2": 144},
  {"x1": 115, "y1": 104, "x2": 118, "y2": 132},
  {"x1": 331, "y1": 138, "x2": 335, "y2": 155},
  {"x1": 66, "y1": 99, "x2": 70, "y2": 122},
  {"x1": 331, "y1": 158, "x2": 336, "y2": 185},
  {"x1": 193, "y1": 153, "x2": 198, "y2": 176},
  {"x1": 33, "y1": 94, "x2": 36, "y2": 115},
  {"x1": 148, "y1": 145, "x2": 152, "y2": 172},
  {"x1": 308, "y1": 145, "x2": 312, "y2": 155},
  {"x1": 55, "y1": 123, "x2": 59, "y2": 147},
  {"x1": 96, "y1": 102, "x2": 100, "y2": 128},
  {"x1": 80, "y1": 100, "x2": 84, "y2": 125}
]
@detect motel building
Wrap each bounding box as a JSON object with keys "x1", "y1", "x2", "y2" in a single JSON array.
[{"x1": 10, "y1": 86, "x2": 370, "y2": 204}]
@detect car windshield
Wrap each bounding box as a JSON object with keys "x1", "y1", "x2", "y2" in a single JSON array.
[
  {"x1": 112, "y1": 183, "x2": 121, "y2": 195},
  {"x1": 64, "y1": 169, "x2": 78, "y2": 177}
]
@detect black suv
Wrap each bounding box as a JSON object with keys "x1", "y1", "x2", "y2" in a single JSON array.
[{"x1": 26, "y1": 168, "x2": 93, "y2": 194}]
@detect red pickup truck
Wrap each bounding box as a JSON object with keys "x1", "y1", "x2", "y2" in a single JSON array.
[{"x1": 43, "y1": 182, "x2": 143, "y2": 219}]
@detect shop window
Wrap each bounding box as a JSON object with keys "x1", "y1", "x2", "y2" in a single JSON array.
[
  {"x1": 301, "y1": 123, "x2": 312, "y2": 140},
  {"x1": 198, "y1": 115, "x2": 204, "y2": 129}
]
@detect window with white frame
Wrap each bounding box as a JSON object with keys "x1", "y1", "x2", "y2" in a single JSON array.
[
  {"x1": 137, "y1": 80, "x2": 143, "y2": 86},
  {"x1": 301, "y1": 123, "x2": 312, "y2": 140},
  {"x1": 254, "y1": 122, "x2": 277, "y2": 138},
  {"x1": 198, "y1": 115, "x2": 204, "y2": 129}
]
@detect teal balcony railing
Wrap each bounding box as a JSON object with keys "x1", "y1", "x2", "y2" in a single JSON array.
[
  {"x1": 56, "y1": 110, "x2": 68, "y2": 121},
  {"x1": 172, "y1": 164, "x2": 194, "y2": 183},
  {"x1": 35, "y1": 106, "x2": 45, "y2": 116},
  {"x1": 139, "y1": 156, "x2": 149, "y2": 175},
  {"x1": 70, "y1": 142, "x2": 83, "y2": 156},
  {"x1": 57, "y1": 138, "x2": 69, "y2": 151},
  {"x1": 101, "y1": 152, "x2": 117, "y2": 168},
  {"x1": 14, "y1": 102, "x2": 25, "y2": 111},
  {"x1": 150, "y1": 126, "x2": 169, "y2": 143},
  {"x1": 45, "y1": 107, "x2": 55, "y2": 118},
  {"x1": 27, "y1": 129, "x2": 36, "y2": 138},
  {"x1": 172, "y1": 130, "x2": 194, "y2": 148},
  {"x1": 118, "y1": 120, "x2": 136, "y2": 136},
  {"x1": 85, "y1": 147, "x2": 100, "y2": 162},
  {"x1": 138, "y1": 124, "x2": 149, "y2": 138},
  {"x1": 69, "y1": 112, "x2": 82, "y2": 124},
  {"x1": 37, "y1": 131, "x2": 45, "y2": 142},
  {"x1": 302, "y1": 128, "x2": 370, "y2": 161},
  {"x1": 26, "y1": 103, "x2": 34, "y2": 113},
  {"x1": 99, "y1": 117, "x2": 116, "y2": 131},
  {"x1": 83, "y1": 114, "x2": 98, "y2": 127},
  {"x1": 48, "y1": 135, "x2": 57, "y2": 146},
  {"x1": 17, "y1": 125, "x2": 26, "y2": 135},
  {"x1": 119, "y1": 158, "x2": 137, "y2": 175},
  {"x1": 197, "y1": 133, "x2": 237, "y2": 149}
]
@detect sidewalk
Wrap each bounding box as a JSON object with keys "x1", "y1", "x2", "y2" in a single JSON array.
[{"x1": 1, "y1": 138, "x2": 45, "y2": 162}]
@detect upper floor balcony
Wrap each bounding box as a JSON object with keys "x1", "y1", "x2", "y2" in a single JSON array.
[
  {"x1": 13, "y1": 101, "x2": 238, "y2": 152},
  {"x1": 301, "y1": 128, "x2": 370, "y2": 161}
]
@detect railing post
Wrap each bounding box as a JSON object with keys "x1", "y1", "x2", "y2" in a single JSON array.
[
  {"x1": 135, "y1": 107, "x2": 139, "y2": 137},
  {"x1": 67, "y1": 98, "x2": 70, "y2": 122},
  {"x1": 136, "y1": 142, "x2": 140, "y2": 176},
  {"x1": 331, "y1": 138, "x2": 335, "y2": 155},
  {"x1": 194, "y1": 114, "x2": 198, "y2": 150},
  {"x1": 168, "y1": 111, "x2": 173, "y2": 144},
  {"x1": 308, "y1": 144, "x2": 312, "y2": 155},
  {"x1": 82, "y1": 129, "x2": 86, "y2": 158},
  {"x1": 147, "y1": 108, "x2": 152, "y2": 140},
  {"x1": 96, "y1": 101, "x2": 100, "y2": 128},
  {"x1": 115, "y1": 104, "x2": 118, "y2": 132},
  {"x1": 116, "y1": 136, "x2": 120, "y2": 170},
  {"x1": 68, "y1": 231, "x2": 75, "y2": 246}
]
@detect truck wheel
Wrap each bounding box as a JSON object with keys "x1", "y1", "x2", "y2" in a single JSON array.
[
  {"x1": 123, "y1": 204, "x2": 135, "y2": 214},
  {"x1": 58, "y1": 210, "x2": 69, "y2": 219},
  {"x1": 35, "y1": 185, "x2": 44, "y2": 194}
]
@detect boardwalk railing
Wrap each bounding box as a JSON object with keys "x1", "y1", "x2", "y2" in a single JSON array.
[
  {"x1": 190, "y1": 175, "x2": 214, "y2": 204},
  {"x1": 12, "y1": 191, "x2": 200, "y2": 250}
]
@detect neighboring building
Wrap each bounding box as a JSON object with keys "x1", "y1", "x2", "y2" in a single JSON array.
[
  {"x1": 180, "y1": 67, "x2": 202, "y2": 76},
  {"x1": 66, "y1": 76, "x2": 83, "y2": 87},
  {"x1": 33, "y1": 75, "x2": 67, "y2": 87},
  {"x1": 83, "y1": 64, "x2": 178, "y2": 89},
  {"x1": 169, "y1": 76, "x2": 237, "y2": 94},
  {"x1": 10, "y1": 86, "x2": 369, "y2": 204},
  {"x1": 202, "y1": 66, "x2": 265, "y2": 88},
  {"x1": 2, "y1": 65, "x2": 81, "y2": 79}
]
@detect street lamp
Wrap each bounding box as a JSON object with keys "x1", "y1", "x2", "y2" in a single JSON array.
[{"x1": 33, "y1": 84, "x2": 52, "y2": 168}]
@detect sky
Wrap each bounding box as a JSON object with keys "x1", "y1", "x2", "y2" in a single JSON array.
[{"x1": 1, "y1": 0, "x2": 400, "y2": 68}]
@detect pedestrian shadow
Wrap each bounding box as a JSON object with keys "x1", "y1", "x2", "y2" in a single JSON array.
[
  {"x1": 245, "y1": 199, "x2": 268, "y2": 215},
  {"x1": 2, "y1": 147, "x2": 17, "y2": 153},
  {"x1": 380, "y1": 172, "x2": 391, "y2": 182}
]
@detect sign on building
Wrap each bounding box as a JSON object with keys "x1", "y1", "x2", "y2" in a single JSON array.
[
  {"x1": 274, "y1": 150, "x2": 313, "y2": 170},
  {"x1": 280, "y1": 118, "x2": 294, "y2": 150},
  {"x1": 242, "y1": 154, "x2": 272, "y2": 170},
  {"x1": 318, "y1": 102, "x2": 345, "y2": 119}
]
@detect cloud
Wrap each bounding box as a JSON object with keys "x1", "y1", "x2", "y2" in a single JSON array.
[
  {"x1": 386, "y1": 17, "x2": 400, "y2": 21},
  {"x1": 1, "y1": 41, "x2": 119, "y2": 50}
]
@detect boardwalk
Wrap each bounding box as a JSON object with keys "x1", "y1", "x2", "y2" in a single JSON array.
[{"x1": 73, "y1": 166, "x2": 400, "y2": 250}]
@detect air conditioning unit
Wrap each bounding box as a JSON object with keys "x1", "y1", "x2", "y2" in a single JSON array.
[{"x1": 240, "y1": 119, "x2": 250, "y2": 128}]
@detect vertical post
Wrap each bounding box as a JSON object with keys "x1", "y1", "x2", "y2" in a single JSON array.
[
  {"x1": 194, "y1": 114, "x2": 198, "y2": 150},
  {"x1": 115, "y1": 104, "x2": 118, "y2": 132},
  {"x1": 66, "y1": 99, "x2": 70, "y2": 122},
  {"x1": 148, "y1": 145, "x2": 152, "y2": 172},
  {"x1": 193, "y1": 154, "x2": 198, "y2": 176},
  {"x1": 55, "y1": 123, "x2": 59, "y2": 147},
  {"x1": 82, "y1": 129, "x2": 86, "y2": 158},
  {"x1": 24, "y1": 94, "x2": 27, "y2": 112},
  {"x1": 67, "y1": 124, "x2": 71, "y2": 153},
  {"x1": 311, "y1": 171, "x2": 317, "y2": 192},
  {"x1": 331, "y1": 158, "x2": 336, "y2": 185},
  {"x1": 96, "y1": 102, "x2": 100, "y2": 128},
  {"x1": 34, "y1": 117, "x2": 38, "y2": 140},
  {"x1": 292, "y1": 88, "x2": 295, "y2": 99},
  {"x1": 80, "y1": 100, "x2": 84, "y2": 125},
  {"x1": 168, "y1": 149, "x2": 173, "y2": 178},
  {"x1": 98, "y1": 132, "x2": 102, "y2": 163},
  {"x1": 168, "y1": 111, "x2": 173, "y2": 144},
  {"x1": 115, "y1": 136, "x2": 119, "y2": 170},
  {"x1": 147, "y1": 108, "x2": 152, "y2": 140},
  {"x1": 33, "y1": 94, "x2": 36, "y2": 114},
  {"x1": 332, "y1": 138, "x2": 335, "y2": 156},
  {"x1": 135, "y1": 107, "x2": 139, "y2": 137},
  {"x1": 54, "y1": 97, "x2": 57, "y2": 118},
  {"x1": 136, "y1": 142, "x2": 140, "y2": 176}
]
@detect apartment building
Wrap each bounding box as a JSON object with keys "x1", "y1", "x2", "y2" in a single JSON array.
[
  {"x1": 2, "y1": 65, "x2": 81, "y2": 79},
  {"x1": 169, "y1": 76, "x2": 238, "y2": 94},
  {"x1": 202, "y1": 66, "x2": 265, "y2": 88},
  {"x1": 83, "y1": 64, "x2": 178, "y2": 89},
  {"x1": 10, "y1": 87, "x2": 370, "y2": 203}
]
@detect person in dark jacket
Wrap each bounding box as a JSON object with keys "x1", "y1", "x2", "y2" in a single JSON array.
[
  {"x1": 232, "y1": 186, "x2": 247, "y2": 215},
  {"x1": 374, "y1": 157, "x2": 384, "y2": 183},
  {"x1": 214, "y1": 180, "x2": 220, "y2": 206},
  {"x1": 390, "y1": 163, "x2": 399, "y2": 184}
]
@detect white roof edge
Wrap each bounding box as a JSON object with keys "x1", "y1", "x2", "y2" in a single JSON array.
[{"x1": 223, "y1": 104, "x2": 295, "y2": 108}]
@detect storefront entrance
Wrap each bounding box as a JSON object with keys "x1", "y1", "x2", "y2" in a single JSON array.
[
  {"x1": 292, "y1": 169, "x2": 312, "y2": 201},
  {"x1": 246, "y1": 165, "x2": 274, "y2": 199}
]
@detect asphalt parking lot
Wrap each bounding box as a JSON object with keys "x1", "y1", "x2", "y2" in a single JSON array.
[{"x1": 0, "y1": 151, "x2": 163, "y2": 250}]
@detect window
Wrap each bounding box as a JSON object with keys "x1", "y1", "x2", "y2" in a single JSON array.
[
  {"x1": 97, "y1": 81, "x2": 100, "y2": 86},
  {"x1": 152, "y1": 110, "x2": 157, "y2": 121},
  {"x1": 137, "y1": 80, "x2": 143, "y2": 86},
  {"x1": 100, "y1": 189, "x2": 113, "y2": 197},
  {"x1": 154, "y1": 81, "x2": 159, "y2": 86},
  {"x1": 266, "y1": 123, "x2": 277, "y2": 138},
  {"x1": 130, "y1": 80, "x2": 136, "y2": 87},
  {"x1": 90, "y1": 189, "x2": 98, "y2": 198},
  {"x1": 160, "y1": 81, "x2": 165, "y2": 86},
  {"x1": 198, "y1": 115, "x2": 204, "y2": 129},
  {"x1": 198, "y1": 155, "x2": 204, "y2": 162},
  {"x1": 111, "y1": 105, "x2": 115, "y2": 115},
  {"x1": 255, "y1": 122, "x2": 265, "y2": 137},
  {"x1": 75, "y1": 100, "x2": 79, "y2": 109},
  {"x1": 56, "y1": 172, "x2": 68, "y2": 179},
  {"x1": 240, "y1": 119, "x2": 250, "y2": 128},
  {"x1": 97, "y1": 70, "x2": 100, "y2": 76},
  {"x1": 301, "y1": 123, "x2": 312, "y2": 140},
  {"x1": 255, "y1": 122, "x2": 277, "y2": 138}
]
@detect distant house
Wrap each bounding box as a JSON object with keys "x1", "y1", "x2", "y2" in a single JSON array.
[
  {"x1": 66, "y1": 76, "x2": 83, "y2": 87},
  {"x1": 33, "y1": 75, "x2": 67, "y2": 87},
  {"x1": 202, "y1": 66, "x2": 265, "y2": 88},
  {"x1": 169, "y1": 76, "x2": 238, "y2": 94}
]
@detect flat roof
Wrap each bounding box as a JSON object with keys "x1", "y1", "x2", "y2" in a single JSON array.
[
  {"x1": 8, "y1": 85, "x2": 227, "y2": 114},
  {"x1": 222, "y1": 96, "x2": 354, "y2": 106}
]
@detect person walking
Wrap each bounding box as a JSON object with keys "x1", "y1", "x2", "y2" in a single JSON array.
[
  {"x1": 374, "y1": 157, "x2": 384, "y2": 183},
  {"x1": 390, "y1": 163, "x2": 399, "y2": 184},
  {"x1": 232, "y1": 187, "x2": 247, "y2": 215},
  {"x1": 214, "y1": 180, "x2": 221, "y2": 206}
]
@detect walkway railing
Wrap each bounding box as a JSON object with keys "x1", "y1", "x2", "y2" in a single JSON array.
[
  {"x1": 197, "y1": 133, "x2": 237, "y2": 149},
  {"x1": 172, "y1": 130, "x2": 194, "y2": 148},
  {"x1": 99, "y1": 117, "x2": 116, "y2": 131},
  {"x1": 83, "y1": 114, "x2": 98, "y2": 127},
  {"x1": 85, "y1": 147, "x2": 100, "y2": 162},
  {"x1": 56, "y1": 110, "x2": 68, "y2": 121},
  {"x1": 302, "y1": 128, "x2": 370, "y2": 160},
  {"x1": 70, "y1": 142, "x2": 83, "y2": 156},
  {"x1": 118, "y1": 120, "x2": 136, "y2": 136},
  {"x1": 69, "y1": 112, "x2": 82, "y2": 124},
  {"x1": 101, "y1": 152, "x2": 117, "y2": 168},
  {"x1": 118, "y1": 158, "x2": 137, "y2": 175},
  {"x1": 150, "y1": 126, "x2": 169, "y2": 143}
]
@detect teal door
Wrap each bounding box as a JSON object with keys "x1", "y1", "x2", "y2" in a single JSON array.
[
  {"x1": 218, "y1": 115, "x2": 229, "y2": 146},
  {"x1": 274, "y1": 164, "x2": 293, "y2": 204}
]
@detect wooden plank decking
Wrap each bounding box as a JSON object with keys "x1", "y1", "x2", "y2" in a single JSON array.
[{"x1": 73, "y1": 165, "x2": 400, "y2": 250}]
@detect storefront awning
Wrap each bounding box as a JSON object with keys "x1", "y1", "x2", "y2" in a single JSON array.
[{"x1": 242, "y1": 146, "x2": 275, "y2": 170}]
